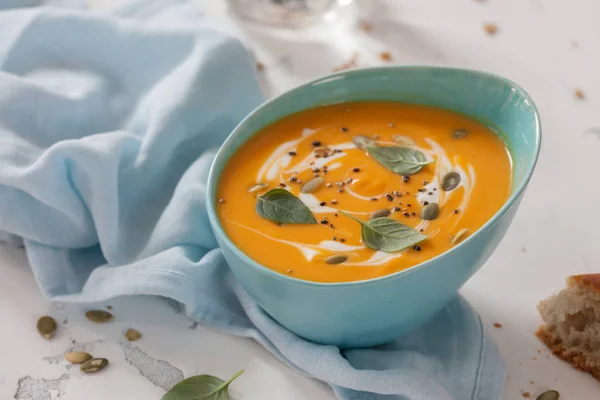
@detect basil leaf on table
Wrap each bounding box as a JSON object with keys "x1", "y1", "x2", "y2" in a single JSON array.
[
  {"x1": 365, "y1": 145, "x2": 431, "y2": 175},
  {"x1": 255, "y1": 188, "x2": 317, "y2": 224},
  {"x1": 340, "y1": 211, "x2": 426, "y2": 252},
  {"x1": 161, "y1": 370, "x2": 243, "y2": 400}
]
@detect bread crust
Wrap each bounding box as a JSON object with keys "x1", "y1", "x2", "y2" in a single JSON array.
[
  {"x1": 568, "y1": 274, "x2": 600, "y2": 294},
  {"x1": 536, "y1": 325, "x2": 600, "y2": 381}
]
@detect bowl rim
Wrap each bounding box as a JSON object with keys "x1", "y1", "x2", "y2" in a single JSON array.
[{"x1": 206, "y1": 65, "x2": 542, "y2": 288}]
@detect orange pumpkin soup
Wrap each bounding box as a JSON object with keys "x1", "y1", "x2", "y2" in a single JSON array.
[{"x1": 217, "y1": 102, "x2": 512, "y2": 283}]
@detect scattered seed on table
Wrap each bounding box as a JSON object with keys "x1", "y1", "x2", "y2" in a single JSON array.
[
  {"x1": 37, "y1": 316, "x2": 57, "y2": 340},
  {"x1": 80, "y1": 358, "x2": 109, "y2": 373},
  {"x1": 85, "y1": 310, "x2": 113, "y2": 323},
  {"x1": 125, "y1": 328, "x2": 142, "y2": 341},
  {"x1": 64, "y1": 351, "x2": 93, "y2": 364}
]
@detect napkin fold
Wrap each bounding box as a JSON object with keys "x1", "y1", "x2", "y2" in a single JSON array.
[{"x1": 0, "y1": 1, "x2": 505, "y2": 399}]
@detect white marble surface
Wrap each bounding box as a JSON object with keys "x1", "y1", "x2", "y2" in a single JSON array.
[{"x1": 1, "y1": 0, "x2": 599, "y2": 399}]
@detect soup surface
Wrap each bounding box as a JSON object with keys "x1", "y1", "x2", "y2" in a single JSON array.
[{"x1": 217, "y1": 102, "x2": 512, "y2": 283}]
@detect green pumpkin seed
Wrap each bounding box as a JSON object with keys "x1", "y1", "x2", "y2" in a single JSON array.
[
  {"x1": 64, "y1": 351, "x2": 93, "y2": 364},
  {"x1": 536, "y1": 390, "x2": 559, "y2": 400},
  {"x1": 85, "y1": 310, "x2": 113, "y2": 323},
  {"x1": 248, "y1": 183, "x2": 268, "y2": 193},
  {"x1": 452, "y1": 129, "x2": 468, "y2": 139},
  {"x1": 314, "y1": 146, "x2": 330, "y2": 156},
  {"x1": 352, "y1": 135, "x2": 376, "y2": 149},
  {"x1": 80, "y1": 358, "x2": 108, "y2": 373},
  {"x1": 124, "y1": 328, "x2": 142, "y2": 341},
  {"x1": 451, "y1": 228, "x2": 469, "y2": 245},
  {"x1": 301, "y1": 177, "x2": 324, "y2": 194},
  {"x1": 326, "y1": 255, "x2": 348, "y2": 264},
  {"x1": 392, "y1": 135, "x2": 415, "y2": 146},
  {"x1": 370, "y1": 209, "x2": 391, "y2": 219},
  {"x1": 420, "y1": 203, "x2": 440, "y2": 220},
  {"x1": 37, "y1": 316, "x2": 57, "y2": 340},
  {"x1": 442, "y1": 172, "x2": 461, "y2": 191}
]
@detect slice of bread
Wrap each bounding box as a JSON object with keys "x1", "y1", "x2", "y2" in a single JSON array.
[{"x1": 537, "y1": 274, "x2": 600, "y2": 381}]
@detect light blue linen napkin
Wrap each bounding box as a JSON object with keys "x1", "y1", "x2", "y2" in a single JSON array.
[{"x1": 0, "y1": 1, "x2": 505, "y2": 399}]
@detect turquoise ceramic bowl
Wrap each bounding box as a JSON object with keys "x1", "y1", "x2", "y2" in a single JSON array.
[{"x1": 207, "y1": 66, "x2": 541, "y2": 348}]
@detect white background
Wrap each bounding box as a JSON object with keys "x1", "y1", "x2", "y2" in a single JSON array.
[{"x1": 1, "y1": 0, "x2": 599, "y2": 399}]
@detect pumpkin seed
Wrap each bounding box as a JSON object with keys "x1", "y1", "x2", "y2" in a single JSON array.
[
  {"x1": 370, "y1": 209, "x2": 391, "y2": 219},
  {"x1": 248, "y1": 183, "x2": 268, "y2": 193},
  {"x1": 80, "y1": 358, "x2": 108, "y2": 373},
  {"x1": 442, "y1": 172, "x2": 461, "y2": 191},
  {"x1": 313, "y1": 146, "x2": 330, "y2": 155},
  {"x1": 420, "y1": 203, "x2": 440, "y2": 220},
  {"x1": 64, "y1": 351, "x2": 93, "y2": 364},
  {"x1": 124, "y1": 328, "x2": 142, "y2": 341},
  {"x1": 85, "y1": 310, "x2": 113, "y2": 323},
  {"x1": 326, "y1": 255, "x2": 348, "y2": 264},
  {"x1": 451, "y1": 228, "x2": 469, "y2": 245},
  {"x1": 392, "y1": 135, "x2": 415, "y2": 146},
  {"x1": 536, "y1": 390, "x2": 559, "y2": 400},
  {"x1": 352, "y1": 135, "x2": 376, "y2": 149},
  {"x1": 301, "y1": 177, "x2": 324, "y2": 194},
  {"x1": 37, "y1": 316, "x2": 57, "y2": 340},
  {"x1": 452, "y1": 129, "x2": 468, "y2": 139}
]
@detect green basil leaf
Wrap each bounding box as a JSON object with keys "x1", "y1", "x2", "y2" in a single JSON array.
[
  {"x1": 365, "y1": 145, "x2": 432, "y2": 175},
  {"x1": 340, "y1": 211, "x2": 426, "y2": 252},
  {"x1": 162, "y1": 370, "x2": 243, "y2": 400},
  {"x1": 255, "y1": 188, "x2": 317, "y2": 224}
]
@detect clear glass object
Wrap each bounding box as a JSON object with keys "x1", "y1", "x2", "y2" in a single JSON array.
[{"x1": 227, "y1": 0, "x2": 351, "y2": 28}]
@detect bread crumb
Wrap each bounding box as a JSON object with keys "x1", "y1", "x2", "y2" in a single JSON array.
[
  {"x1": 575, "y1": 89, "x2": 585, "y2": 100},
  {"x1": 483, "y1": 23, "x2": 498, "y2": 36},
  {"x1": 529, "y1": 380, "x2": 535, "y2": 384},
  {"x1": 521, "y1": 392, "x2": 530, "y2": 398},
  {"x1": 521, "y1": 247, "x2": 527, "y2": 253},
  {"x1": 379, "y1": 52, "x2": 393, "y2": 62},
  {"x1": 358, "y1": 20, "x2": 373, "y2": 32},
  {"x1": 333, "y1": 52, "x2": 360, "y2": 72},
  {"x1": 532, "y1": 356, "x2": 537, "y2": 360},
  {"x1": 493, "y1": 322, "x2": 503, "y2": 328},
  {"x1": 537, "y1": 349, "x2": 542, "y2": 354},
  {"x1": 537, "y1": 274, "x2": 600, "y2": 381},
  {"x1": 256, "y1": 62, "x2": 265, "y2": 73}
]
